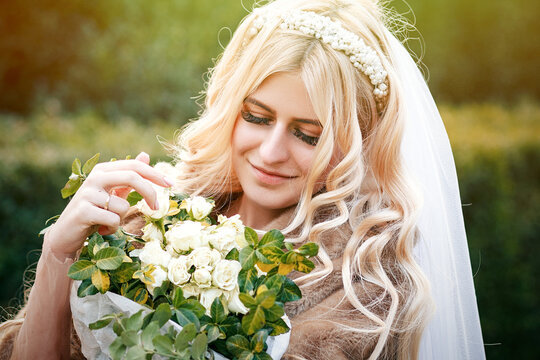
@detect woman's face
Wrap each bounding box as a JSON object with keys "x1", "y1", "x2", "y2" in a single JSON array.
[{"x1": 231, "y1": 72, "x2": 324, "y2": 222}]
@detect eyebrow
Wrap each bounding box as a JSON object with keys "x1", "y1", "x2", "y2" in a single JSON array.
[{"x1": 244, "y1": 97, "x2": 322, "y2": 126}]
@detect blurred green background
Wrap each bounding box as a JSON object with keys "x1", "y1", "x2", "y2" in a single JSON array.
[{"x1": 0, "y1": 0, "x2": 538, "y2": 358}]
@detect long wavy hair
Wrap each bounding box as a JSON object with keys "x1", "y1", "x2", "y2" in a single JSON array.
[{"x1": 174, "y1": 0, "x2": 434, "y2": 358}]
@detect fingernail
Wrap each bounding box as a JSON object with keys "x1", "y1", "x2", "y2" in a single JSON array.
[
  {"x1": 140, "y1": 151, "x2": 149, "y2": 157},
  {"x1": 164, "y1": 176, "x2": 175, "y2": 187}
]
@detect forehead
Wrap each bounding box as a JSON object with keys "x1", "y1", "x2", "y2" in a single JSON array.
[{"x1": 247, "y1": 72, "x2": 318, "y2": 122}]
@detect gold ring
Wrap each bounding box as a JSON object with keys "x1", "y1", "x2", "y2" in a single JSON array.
[{"x1": 104, "y1": 194, "x2": 111, "y2": 211}]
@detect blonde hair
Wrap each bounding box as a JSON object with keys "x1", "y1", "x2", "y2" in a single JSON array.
[{"x1": 174, "y1": 0, "x2": 433, "y2": 358}]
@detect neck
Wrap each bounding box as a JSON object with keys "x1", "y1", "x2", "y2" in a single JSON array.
[{"x1": 226, "y1": 194, "x2": 293, "y2": 230}]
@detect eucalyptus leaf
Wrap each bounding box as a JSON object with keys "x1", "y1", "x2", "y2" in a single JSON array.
[
  {"x1": 61, "y1": 177, "x2": 83, "y2": 198},
  {"x1": 206, "y1": 324, "x2": 222, "y2": 343},
  {"x1": 109, "y1": 337, "x2": 127, "y2": 360},
  {"x1": 120, "y1": 330, "x2": 139, "y2": 347},
  {"x1": 89, "y1": 316, "x2": 114, "y2": 330},
  {"x1": 82, "y1": 153, "x2": 100, "y2": 174},
  {"x1": 153, "y1": 334, "x2": 175, "y2": 355},
  {"x1": 153, "y1": 303, "x2": 173, "y2": 327},
  {"x1": 125, "y1": 345, "x2": 147, "y2": 360},
  {"x1": 126, "y1": 309, "x2": 145, "y2": 331},
  {"x1": 180, "y1": 299, "x2": 206, "y2": 318},
  {"x1": 68, "y1": 260, "x2": 97, "y2": 280},
  {"x1": 175, "y1": 308, "x2": 200, "y2": 329},
  {"x1": 141, "y1": 321, "x2": 160, "y2": 350},
  {"x1": 172, "y1": 287, "x2": 185, "y2": 309},
  {"x1": 191, "y1": 333, "x2": 208, "y2": 360},
  {"x1": 72, "y1": 158, "x2": 82, "y2": 176},
  {"x1": 175, "y1": 322, "x2": 197, "y2": 350}
]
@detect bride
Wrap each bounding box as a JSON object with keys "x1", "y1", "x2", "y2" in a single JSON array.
[{"x1": 1, "y1": 0, "x2": 484, "y2": 359}]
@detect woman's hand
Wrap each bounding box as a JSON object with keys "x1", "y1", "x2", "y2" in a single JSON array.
[{"x1": 44, "y1": 152, "x2": 174, "y2": 260}]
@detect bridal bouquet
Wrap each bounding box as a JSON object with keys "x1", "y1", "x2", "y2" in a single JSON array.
[{"x1": 63, "y1": 155, "x2": 319, "y2": 360}]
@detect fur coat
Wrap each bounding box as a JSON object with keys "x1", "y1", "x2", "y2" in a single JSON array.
[{"x1": 0, "y1": 208, "x2": 398, "y2": 359}]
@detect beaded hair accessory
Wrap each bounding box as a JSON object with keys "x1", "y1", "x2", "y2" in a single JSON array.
[{"x1": 247, "y1": 9, "x2": 389, "y2": 105}]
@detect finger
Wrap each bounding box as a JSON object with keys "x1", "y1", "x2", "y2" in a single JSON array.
[
  {"x1": 98, "y1": 225, "x2": 117, "y2": 236},
  {"x1": 90, "y1": 159, "x2": 171, "y2": 188},
  {"x1": 112, "y1": 187, "x2": 132, "y2": 200},
  {"x1": 88, "y1": 206, "x2": 121, "y2": 231},
  {"x1": 92, "y1": 171, "x2": 159, "y2": 210},
  {"x1": 91, "y1": 192, "x2": 131, "y2": 219},
  {"x1": 135, "y1": 151, "x2": 150, "y2": 164}
]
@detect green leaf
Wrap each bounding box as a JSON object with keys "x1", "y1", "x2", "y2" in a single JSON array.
[
  {"x1": 94, "y1": 246, "x2": 125, "y2": 270},
  {"x1": 72, "y1": 158, "x2": 82, "y2": 176},
  {"x1": 254, "y1": 249, "x2": 273, "y2": 264},
  {"x1": 91, "y1": 269, "x2": 110, "y2": 293},
  {"x1": 141, "y1": 321, "x2": 159, "y2": 350},
  {"x1": 295, "y1": 256, "x2": 315, "y2": 273},
  {"x1": 68, "y1": 260, "x2": 97, "y2": 280},
  {"x1": 175, "y1": 308, "x2": 200, "y2": 329},
  {"x1": 133, "y1": 287, "x2": 149, "y2": 304},
  {"x1": 175, "y1": 322, "x2": 197, "y2": 350},
  {"x1": 61, "y1": 177, "x2": 83, "y2": 198},
  {"x1": 172, "y1": 287, "x2": 185, "y2": 309},
  {"x1": 263, "y1": 274, "x2": 285, "y2": 292},
  {"x1": 267, "y1": 317, "x2": 290, "y2": 336},
  {"x1": 77, "y1": 278, "x2": 99, "y2": 297},
  {"x1": 257, "y1": 246, "x2": 284, "y2": 263},
  {"x1": 255, "y1": 291, "x2": 276, "y2": 309},
  {"x1": 82, "y1": 153, "x2": 100, "y2": 174},
  {"x1": 109, "y1": 337, "x2": 126, "y2": 360},
  {"x1": 250, "y1": 329, "x2": 268, "y2": 353},
  {"x1": 253, "y1": 352, "x2": 273, "y2": 360},
  {"x1": 297, "y1": 242, "x2": 319, "y2": 257},
  {"x1": 242, "y1": 306, "x2": 266, "y2": 335},
  {"x1": 89, "y1": 316, "x2": 114, "y2": 330},
  {"x1": 153, "y1": 335, "x2": 175, "y2": 355},
  {"x1": 219, "y1": 316, "x2": 241, "y2": 337},
  {"x1": 264, "y1": 304, "x2": 284, "y2": 322},
  {"x1": 238, "y1": 268, "x2": 259, "y2": 293},
  {"x1": 258, "y1": 229, "x2": 284, "y2": 248},
  {"x1": 244, "y1": 227, "x2": 258, "y2": 246},
  {"x1": 191, "y1": 333, "x2": 208, "y2": 360},
  {"x1": 239, "y1": 246, "x2": 257, "y2": 270},
  {"x1": 225, "y1": 247, "x2": 240, "y2": 261},
  {"x1": 206, "y1": 324, "x2": 222, "y2": 343},
  {"x1": 87, "y1": 232, "x2": 104, "y2": 258},
  {"x1": 126, "y1": 310, "x2": 145, "y2": 331},
  {"x1": 127, "y1": 191, "x2": 144, "y2": 206},
  {"x1": 239, "y1": 293, "x2": 257, "y2": 309},
  {"x1": 238, "y1": 351, "x2": 255, "y2": 360},
  {"x1": 125, "y1": 345, "x2": 147, "y2": 360},
  {"x1": 226, "y1": 334, "x2": 251, "y2": 357},
  {"x1": 281, "y1": 251, "x2": 297, "y2": 265},
  {"x1": 153, "y1": 303, "x2": 173, "y2": 327},
  {"x1": 211, "y1": 297, "x2": 227, "y2": 323},
  {"x1": 279, "y1": 277, "x2": 302, "y2": 303},
  {"x1": 110, "y1": 262, "x2": 138, "y2": 283},
  {"x1": 179, "y1": 299, "x2": 206, "y2": 318},
  {"x1": 120, "y1": 330, "x2": 138, "y2": 347}
]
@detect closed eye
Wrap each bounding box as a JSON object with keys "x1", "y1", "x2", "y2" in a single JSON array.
[
  {"x1": 292, "y1": 128, "x2": 319, "y2": 146},
  {"x1": 241, "y1": 110, "x2": 270, "y2": 125}
]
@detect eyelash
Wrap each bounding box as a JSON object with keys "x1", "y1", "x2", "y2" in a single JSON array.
[{"x1": 241, "y1": 110, "x2": 319, "y2": 146}]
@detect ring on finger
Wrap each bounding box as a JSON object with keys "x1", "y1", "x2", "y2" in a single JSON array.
[{"x1": 104, "y1": 193, "x2": 111, "y2": 211}]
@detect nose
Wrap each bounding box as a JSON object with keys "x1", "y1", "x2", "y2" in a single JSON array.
[{"x1": 259, "y1": 123, "x2": 289, "y2": 165}]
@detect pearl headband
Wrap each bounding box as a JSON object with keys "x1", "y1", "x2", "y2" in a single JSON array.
[{"x1": 247, "y1": 9, "x2": 389, "y2": 106}]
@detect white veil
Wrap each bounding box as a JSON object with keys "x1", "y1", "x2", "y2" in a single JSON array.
[{"x1": 385, "y1": 31, "x2": 486, "y2": 359}]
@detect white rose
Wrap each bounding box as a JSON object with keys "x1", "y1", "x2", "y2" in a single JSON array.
[
  {"x1": 181, "y1": 283, "x2": 201, "y2": 299},
  {"x1": 139, "y1": 240, "x2": 171, "y2": 268},
  {"x1": 218, "y1": 214, "x2": 247, "y2": 248},
  {"x1": 212, "y1": 259, "x2": 241, "y2": 291},
  {"x1": 153, "y1": 162, "x2": 180, "y2": 189},
  {"x1": 192, "y1": 268, "x2": 212, "y2": 288},
  {"x1": 142, "y1": 223, "x2": 163, "y2": 243},
  {"x1": 136, "y1": 184, "x2": 170, "y2": 220},
  {"x1": 224, "y1": 287, "x2": 249, "y2": 314},
  {"x1": 165, "y1": 221, "x2": 203, "y2": 253},
  {"x1": 188, "y1": 247, "x2": 221, "y2": 269},
  {"x1": 147, "y1": 266, "x2": 168, "y2": 296},
  {"x1": 188, "y1": 196, "x2": 214, "y2": 220},
  {"x1": 167, "y1": 256, "x2": 191, "y2": 285},
  {"x1": 208, "y1": 226, "x2": 237, "y2": 255},
  {"x1": 199, "y1": 288, "x2": 223, "y2": 313}
]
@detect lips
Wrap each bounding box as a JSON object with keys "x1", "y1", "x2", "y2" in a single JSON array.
[{"x1": 249, "y1": 163, "x2": 296, "y2": 185}]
